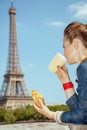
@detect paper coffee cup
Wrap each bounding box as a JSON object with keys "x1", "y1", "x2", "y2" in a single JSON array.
[{"x1": 48, "y1": 53, "x2": 67, "y2": 73}]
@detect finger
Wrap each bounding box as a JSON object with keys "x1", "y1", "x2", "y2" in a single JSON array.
[
  {"x1": 62, "y1": 65, "x2": 67, "y2": 71},
  {"x1": 38, "y1": 99, "x2": 45, "y2": 108},
  {"x1": 57, "y1": 66, "x2": 63, "y2": 73},
  {"x1": 34, "y1": 103, "x2": 40, "y2": 110},
  {"x1": 57, "y1": 66, "x2": 67, "y2": 73},
  {"x1": 39, "y1": 99, "x2": 43, "y2": 105}
]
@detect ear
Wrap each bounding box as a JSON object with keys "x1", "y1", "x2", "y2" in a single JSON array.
[{"x1": 72, "y1": 39, "x2": 79, "y2": 49}]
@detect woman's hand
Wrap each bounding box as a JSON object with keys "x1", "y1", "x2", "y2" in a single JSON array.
[
  {"x1": 34, "y1": 99, "x2": 55, "y2": 119},
  {"x1": 56, "y1": 65, "x2": 70, "y2": 84}
]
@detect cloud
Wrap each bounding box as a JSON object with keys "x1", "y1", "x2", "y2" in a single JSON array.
[
  {"x1": 29, "y1": 63, "x2": 33, "y2": 67},
  {"x1": 48, "y1": 21, "x2": 65, "y2": 27},
  {"x1": 69, "y1": 1, "x2": 87, "y2": 19}
]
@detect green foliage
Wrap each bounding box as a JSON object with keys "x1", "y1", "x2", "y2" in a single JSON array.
[
  {"x1": 24, "y1": 105, "x2": 47, "y2": 121},
  {"x1": 25, "y1": 105, "x2": 38, "y2": 120},
  {"x1": 0, "y1": 104, "x2": 71, "y2": 124},
  {"x1": 4, "y1": 111, "x2": 16, "y2": 124},
  {"x1": 13, "y1": 108, "x2": 26, "y2": 121},
  {"x1": 48, "y1": 104, "x2": 71, "y2": 112},
  {"x1": 0, "y1": 108, "x2": 7, "y2": 122}
]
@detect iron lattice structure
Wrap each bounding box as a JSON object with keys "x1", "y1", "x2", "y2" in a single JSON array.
[{"x1": 0, "y1": 3, "x2": 29, "y2": 97}]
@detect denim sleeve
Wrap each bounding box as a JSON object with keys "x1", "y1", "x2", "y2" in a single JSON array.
[
  {"x1": 61, "y1": 110, "x2": 86, "y2": 124},
  {"x1": 66, "y1": 60, "x2": 87, "y2": 110},
  {"x1": 61, "y1": 60, "x2": 87, "y2": 124},
  {"x1": 61, "y1": 94, "x2": 86, "y2": 124},
  {"x1": 66, "y1": 93, "x2": 78, "y2": 110}
]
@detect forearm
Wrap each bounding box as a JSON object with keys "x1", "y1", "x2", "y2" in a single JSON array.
[
  {"x1": 62, "y1": 81, "x2": 76, "y2": 100},
  {"x1": 64, "y1": 88, "x2": 75, "y2": 100},
  {"x1": 45, "y1": 110, "x2": 55, "y2": 119}
]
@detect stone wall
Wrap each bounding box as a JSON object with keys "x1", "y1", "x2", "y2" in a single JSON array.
[{"x1": 0, "y1": 122, "x2": 87, "y2": 130}]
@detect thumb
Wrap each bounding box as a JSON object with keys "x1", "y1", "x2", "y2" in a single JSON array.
[{"x1": 39, "y1": 99, "x2": 44, "y2": 107}]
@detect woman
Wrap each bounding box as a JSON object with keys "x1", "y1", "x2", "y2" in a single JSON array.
[{"x1": 34, "y1": 21, "x2": 87, "y2": 124}]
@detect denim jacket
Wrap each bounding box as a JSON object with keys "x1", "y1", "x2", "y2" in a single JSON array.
[{"x1": 61, "y1": 59, "x2": 87, "y2": 124}]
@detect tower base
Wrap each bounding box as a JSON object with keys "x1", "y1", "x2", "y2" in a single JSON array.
[{"x1": 0, "y1": 96, "x2": 33, "y2": 110}]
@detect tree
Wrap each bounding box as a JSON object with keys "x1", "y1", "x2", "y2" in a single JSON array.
[{"x1": 4, "y1": 111, "x2": 16, "y2": 124}]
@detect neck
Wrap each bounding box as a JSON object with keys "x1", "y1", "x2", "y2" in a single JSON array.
[
  {"x1": 77, "y1": 45, "x2": 87, "y2": 64},
  {"x1": 78, "y1": 55, "x2": 87, "y2": 64}
]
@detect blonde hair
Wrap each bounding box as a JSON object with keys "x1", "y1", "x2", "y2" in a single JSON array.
[{"x1": 64, "y1": 21, "x2": 87, "y2": 48}]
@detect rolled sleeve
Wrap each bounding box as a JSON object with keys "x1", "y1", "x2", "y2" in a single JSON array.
[
  {"x1": 61, "y1": 110, "x2": 86, "y2": 124},
  {"x1": 54, "y1": 111, "x2": 63, "y2": 123},
  {"x1": 66, "y1": 93, "x2": 78, "y2": 110}
]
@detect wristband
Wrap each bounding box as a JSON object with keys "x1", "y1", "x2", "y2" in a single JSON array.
[{"x1": 63, "y1": 82, "x2": 74, "y2": 90}]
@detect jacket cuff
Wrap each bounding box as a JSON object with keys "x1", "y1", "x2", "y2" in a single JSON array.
[{"x1": 66, "y1": 93, "x2": 78, "y2": 109}]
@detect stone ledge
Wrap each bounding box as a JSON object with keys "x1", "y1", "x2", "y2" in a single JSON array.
[
  {"x1": 59, "y1": 122, "x2": 87, "y2": 130},
  {"x1": 0, "y1": 122, "x2": 87, "y2": 130}
]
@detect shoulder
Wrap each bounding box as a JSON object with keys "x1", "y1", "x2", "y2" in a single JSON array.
[
  {"x1": 77, "y1": 59, "x2": 87, "y2": 80},
  {"x1": 77, "y1": 59, "x2": 87, "y2": 72}
]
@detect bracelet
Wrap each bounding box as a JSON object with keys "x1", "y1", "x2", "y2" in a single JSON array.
[{"x1": 63, "y1": 81, "x2": 74, "y2": 90}]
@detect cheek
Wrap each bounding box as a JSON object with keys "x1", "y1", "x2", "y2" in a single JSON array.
[
  {"x1": 64, "y1": 49, "x2": 73, "y2": 62},
  {"x1": 66, "y1": 50, "x2": 75, "y2": 64},
  {"x1": 64, "y1": 49, "x2": 70, "y2": 57}
]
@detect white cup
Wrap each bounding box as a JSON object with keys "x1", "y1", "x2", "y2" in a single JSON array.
[{"x1": 48, "y1": 52, "x2": 67, "y2": 73}]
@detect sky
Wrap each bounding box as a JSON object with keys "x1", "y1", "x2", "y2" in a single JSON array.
[{"x1": 0, "y1": 0, "x2": 87, "y2": 104}]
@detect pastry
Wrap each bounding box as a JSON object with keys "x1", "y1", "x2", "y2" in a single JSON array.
[{"x1": 32, "y1": 90, "x2": 44, "y2": 108}]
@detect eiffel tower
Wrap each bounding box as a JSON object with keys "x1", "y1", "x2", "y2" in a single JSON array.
[{"x1": 0, "y1": 1, "x2": 33, "y2": 110}]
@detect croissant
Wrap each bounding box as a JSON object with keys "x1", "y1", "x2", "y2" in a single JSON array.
[{"x1": 32, "y1": 90, "x2": 44, "y2": 108}]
